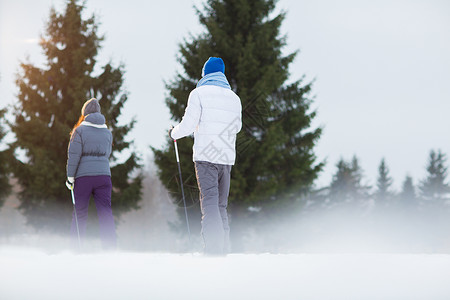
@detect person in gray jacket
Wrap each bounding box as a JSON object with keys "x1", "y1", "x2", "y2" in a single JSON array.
[
  {"x1": 66, "y1": 98, "x2": 116, "y2": 249},
  {"x1": 170, "y1": 57, "x2": 242, "y2": 254}
]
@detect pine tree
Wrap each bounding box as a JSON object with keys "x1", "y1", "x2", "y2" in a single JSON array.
[
  {"x1": 0, "y1": 108, "x2": 11, "y2": 207},
  {"x1": 329, "y1": 159, "x2": 353, "y2": 203},
  {"x1": 398, "y1": 175, "x2": 416, "y2": 207},
  {"x1": 329, "y1": 156, "x2": 370, "y2": 205},
  {"x1": 9, "y1": 0, "x2": 142, "y2": 229},
  {"x1": 153, "y1": 0, "x2": 323, "y2": 211},
  {"x1": 419, "y1": 149, "x2": 450, "y2": 205},
  {"x1": 374, "y1": 158, "x2": 394, "y2": 206}
]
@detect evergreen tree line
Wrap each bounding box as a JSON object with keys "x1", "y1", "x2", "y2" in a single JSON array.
[{"x1": 318, "y1": 150, "x2": 450, "y2": 211}]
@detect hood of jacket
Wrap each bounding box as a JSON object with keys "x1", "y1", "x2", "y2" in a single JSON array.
[{"x1": 84, "y1": 112, "x2": 106, "y2": 125}]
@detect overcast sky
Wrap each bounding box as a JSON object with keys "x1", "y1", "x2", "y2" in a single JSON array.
[{"x1": 1, "y1": 0, "x2": 449, "y2": 190}]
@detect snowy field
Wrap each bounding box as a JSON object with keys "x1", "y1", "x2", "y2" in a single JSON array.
[
  {"x1": 1, "y1": 247, "x2": 450, "y2": 300},
  {"x1": 2, "y1": 187, "x2": 450, "y2": 299}
]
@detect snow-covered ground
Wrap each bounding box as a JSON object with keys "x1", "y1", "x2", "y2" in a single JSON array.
[
  {"x1": 1, "y1": 247, "x2": 449, "y2": 300},
  {"x1": 2, "y1": 178, "x2": 450, "y2": 299}
]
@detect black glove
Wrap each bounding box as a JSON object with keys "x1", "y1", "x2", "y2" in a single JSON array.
[{"x1": 168, "y1": 126, "x2": 174, "y2": 139}]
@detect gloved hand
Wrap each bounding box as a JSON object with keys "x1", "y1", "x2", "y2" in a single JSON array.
[
  {"x1": 168, "y1": 126, "x2": 174, "y2": 140},
  {"x1": 66, "y1": 177, "x2": 74, "y2": 190}
]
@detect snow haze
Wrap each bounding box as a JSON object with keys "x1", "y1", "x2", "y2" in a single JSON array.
[{"x1": 2, "y1": 171, "x2": 450, "y2": 298}]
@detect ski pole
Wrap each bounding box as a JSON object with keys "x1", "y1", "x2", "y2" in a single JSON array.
[
  {"x1": 173, "y1": 139, "x2": 191, "y2": 242},
  {"x1": 70, "y1": 186, "x2": 81, "y2": 249}
]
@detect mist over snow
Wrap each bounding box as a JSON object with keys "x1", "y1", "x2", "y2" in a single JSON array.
[
  {"x1": 2, "y1": 160, "x2": 450, "y2": 299},
  {"x1": 3, "y1": 183, "x2": 450, "y2": 299}
]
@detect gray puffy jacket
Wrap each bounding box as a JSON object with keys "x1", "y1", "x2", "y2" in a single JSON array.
[{"x1": 67, "y1": 113, "x2": 113, "y2": 178}]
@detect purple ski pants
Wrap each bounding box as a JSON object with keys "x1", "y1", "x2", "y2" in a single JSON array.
[{"x1": 71, "y1": 175, "x2": 116, "y2": 249}]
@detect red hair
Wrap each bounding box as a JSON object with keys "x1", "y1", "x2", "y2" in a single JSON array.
[{"x1": 70, "y1": 115, "x2": 85, "y2": 139}]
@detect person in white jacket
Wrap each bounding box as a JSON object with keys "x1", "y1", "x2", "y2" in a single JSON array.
[{"x1": 170, "y1": 57, "x2": 242, "y2": 254}]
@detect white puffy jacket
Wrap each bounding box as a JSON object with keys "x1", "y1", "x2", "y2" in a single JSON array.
[{"x1": 171, "y1": 85, "x2": 242, "y2": 165}]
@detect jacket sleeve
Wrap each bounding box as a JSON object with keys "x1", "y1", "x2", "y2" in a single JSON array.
[
  {"x1": 234, "y1": 98, "x2": 242, "y2": 134},
  {"x1": 171, "y1": 90, "x2": 202, "y2": 140},
  {"x1": 237, "y1": 106, "x2": 242, "y2": 133},
  {"x1": 67, "y1": 129, "x2": 82, "y2": 178},
  {"x1": 108, "y1": 130, "x2": 113, "y2": 158}
]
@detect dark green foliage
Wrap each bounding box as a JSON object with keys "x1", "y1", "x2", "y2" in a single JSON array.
[
  {"x1": 374, "y1": 158, "x2": 394, "y2": 206},
  {"x1": 329, "y1": 156, "x2": 370, "y2": 205},
  {"x1": 9, "y1": 0, "x2": 142, "y2": 229},
  {"x1": 0, "y1": 109, "x2": 12, "y2": 207},
  {"x1": 154, "y1": 0, "x2": 323, "y2": 209},
  {"x1": 419, "y1": 149, "x2": 449, "y2": 205}
]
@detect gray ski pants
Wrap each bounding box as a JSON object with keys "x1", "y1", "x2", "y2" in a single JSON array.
[{"x1": 194, "y1": 161, "x2": 232, "y2": 254}]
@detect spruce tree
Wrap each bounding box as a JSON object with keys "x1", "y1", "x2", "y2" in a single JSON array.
[
  {"x1": 374, "y1": 158, "x2": 394, "y2": 206},
  {"x1": 399, "y1": 175, "x2": 416, "y2": 207},
  {"x1": 9, "y1": 0, "x2": 142, "y2": 229},
  {"x1": 0, "y1": 108, "x2": 11, "y2": 207},
  {"x1": 329, "y1": 156, "x2": 370, "y2": 205},
  {"x1": 419, "y1": 149, "x2": 449, "y2": 205},
  {"x1": 329, "y1": 159, "x2": 353, "y2": 203},
  {"x1": 153, "y1": 0, "x2": 323, "y2": 211}
]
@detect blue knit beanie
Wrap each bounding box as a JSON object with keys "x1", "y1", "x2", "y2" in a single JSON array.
[{"x1": 202, "y1": 57, "x2": 225, "y2": 77}]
